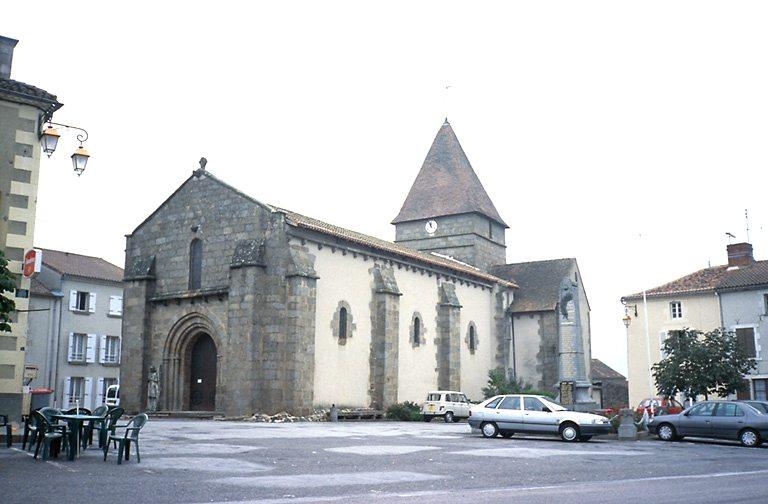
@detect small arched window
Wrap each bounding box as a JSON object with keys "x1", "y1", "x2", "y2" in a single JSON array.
[
  {"x1": 413, "y1": 317, "x2": 421, "y2": 345},
  {"x1": 469, "y1": 325, "x2": 476, "y2": 352},
  {"x1": 189, "y1": 238, "x2": 203, "y2": 290},
  {"x1": 339, "y1": 307, "x2": 348, "y2": 340}
]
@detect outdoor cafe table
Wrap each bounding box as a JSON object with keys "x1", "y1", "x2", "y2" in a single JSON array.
[{"x1": 51, "y1": 413, "x2": 103, "y2": 461}]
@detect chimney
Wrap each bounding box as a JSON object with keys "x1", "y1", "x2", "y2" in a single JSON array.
[
  {"x1": 727, "y1": 242, "x2": 754, "y2": 267},
  {"x1": 0, "y1": 35, "x2": 18, "y2": 79}
]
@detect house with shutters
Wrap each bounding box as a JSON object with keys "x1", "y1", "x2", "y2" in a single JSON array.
[
  {"x1": 24, "y1": 248, "x2": 124, "y2": 409},
  {"x1": 621, "y1": 242, "x2": 768, "y2": 407}
]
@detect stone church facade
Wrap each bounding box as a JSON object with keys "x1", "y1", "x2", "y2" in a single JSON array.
[{"x1": 120, "y1": 120, "x2": 593, "y2": 415}]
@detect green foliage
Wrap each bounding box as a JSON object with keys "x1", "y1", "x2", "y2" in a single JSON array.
[
  {"x1": 385, "y1": 401, "x2": 422, "y2": 421},
  {"x1": 652, "y1": 327, "x2": 755, "y2": 400},
  {"x1": 482, "y1": 369, "x2": 555, "y2": 399},
  {"x1": 0, "y1": 250, "x2": 16, "y2": 333}
]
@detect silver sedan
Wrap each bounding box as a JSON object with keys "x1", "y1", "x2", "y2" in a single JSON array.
[
  {"x1": 468, "y1": 394, "x2": 611, "y2": 442},
  {"x1": 648, "y1": 400, "x2": 768, "y2": 447}
]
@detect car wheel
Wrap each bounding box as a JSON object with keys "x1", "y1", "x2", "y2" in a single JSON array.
[
  {"x1": 739, "y1": 428, "x2": 761, "y2": 447},
  {"x1": 657, "y1": 423, "x2": 677, "y2": 442},
  {"x1": 480, "y1": 422, "x2": 499, "y2": 438},
  {"x1": 578, "y1": 436, "x2": 592, "y2": 442},
  {"x1": 423, "y1": 415, "x2": 432, "y2": 422},
  {"x1": 443, "y1": 412, "x2": 454, "y2": 423},
  {"x1": 500, "y1": 431, "x2": 514, "y2": 439},
  {"x1": 559, "y1": 422, "x2": 580, "y2": 442}
]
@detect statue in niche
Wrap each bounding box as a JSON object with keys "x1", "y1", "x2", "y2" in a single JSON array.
[{"x1": 147, "y1": 366, "x2": 160, "y2": 412}]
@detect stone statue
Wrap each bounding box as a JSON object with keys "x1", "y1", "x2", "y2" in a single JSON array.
[
  {"x1": 147, "y1": 366, "x2": 160, "y2": 413},
  {"x1": 559, "y1": 279, "x2": 578, "y2": 322}
]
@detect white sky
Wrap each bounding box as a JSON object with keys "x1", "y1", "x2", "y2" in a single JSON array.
[{"x1": 5, "y1": 1, "x2": 768, "y2": 376}]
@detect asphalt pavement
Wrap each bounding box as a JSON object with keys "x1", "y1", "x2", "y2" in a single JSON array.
[{"x1": 2, "y1": 419, "x2": 767, "y2": 504}]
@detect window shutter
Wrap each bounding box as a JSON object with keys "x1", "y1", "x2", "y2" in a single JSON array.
[
  {"x1": 86, "y1": 334, "x2": 96, "y2": 363},
  {"x1": 67, "y1": 333, "x2": 75, "y2": 362},
  {"x1": 99, "y1": 335, "x2": 107, "y2": 363},
  {"x1": 64, "y1": 377, "x2": 72, "y2": 408},
  {"x1": 117, "y1": 336, "x2": 122, "y2": 364},
  {"x1": 88, "y1": 292, "x2": 97, "y2": 313},
  {"x1": 83, "y1": 376, "x2": 93, "y2": 409},
  {"x1": 97, "y1": 377, "x2": 105, "y2": 405},
  {"x1": 69, "y1": 290, "x2": 78, "y2": 311},
  {"x1": 109, "y1": 296, "x2": 123, "y2": 316}
]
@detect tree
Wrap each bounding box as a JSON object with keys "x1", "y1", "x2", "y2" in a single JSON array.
[
  {"x1": 482, "y1": 369, "x2": 555, "y2": 399},
  {"x1": 0, "y1": 250, "x2": 16, "y2": 333},
  {"x1": 652, "y1": 327, "x2": 755, "y2": 400}
]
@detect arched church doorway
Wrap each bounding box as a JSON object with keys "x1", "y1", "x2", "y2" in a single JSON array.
[{"x1": 188, "y1": 333, "x2": 217, "y2": 411}]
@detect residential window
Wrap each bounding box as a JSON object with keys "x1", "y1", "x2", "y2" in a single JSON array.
[
  {"x1": 754, "y1": 379, "x2": 768, "y2": 401},
  {"x1": 764, "y1": 294, "x2": 768, "y2": 315},
  {"x1": 69, "y1": 334, "x2": 86, "y2": 362},
  {"x1": 735, "y1": 327, "x2": 757, "y2": 359},
  {"x1": 670, "y1": 301, "x2": 682, "y2": 319},
  {"x1": 659, "y1": 331, "x2": 668, "y2": 358},
  {"x1": 189, "y1": 238, "x2": 203, "y2": 290},
  {"x1": 69, "y1": 290, "x2": 95, "y2": 313},
  {"x1": 67, "y1": 377, "x2": 84, "y2": 406},
  {"x1": 102, "y1": 336, "x2": 121, "y2": 364}
]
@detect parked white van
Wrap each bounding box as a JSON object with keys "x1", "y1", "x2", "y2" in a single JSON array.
[
  {"x1": 105, "y1": 384, "x2": 120, "y2": 407},
  {"x1": 421, "y1": 390, "x2": 471, "y2": 423}
]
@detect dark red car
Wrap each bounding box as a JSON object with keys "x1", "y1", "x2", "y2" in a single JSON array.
[{"x1": 636, "y1": 397, "x2": 684, "y2": 416}]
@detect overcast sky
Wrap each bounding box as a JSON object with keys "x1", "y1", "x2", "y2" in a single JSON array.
[{"x1": 5, "y1": 1, "x2": 768, "y2": 375}]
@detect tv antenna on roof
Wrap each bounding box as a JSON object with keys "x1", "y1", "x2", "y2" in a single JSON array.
[
  {"x1": 745, "y1": 209, "x2": 751, "y2": 243},
  {"x1": 725, "y1": 232, "x2": 736, "y2": 244}
]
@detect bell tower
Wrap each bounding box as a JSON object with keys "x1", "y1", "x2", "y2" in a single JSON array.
[{"x1": 392, "y1": 120, "x2": 507, "y2": 271}]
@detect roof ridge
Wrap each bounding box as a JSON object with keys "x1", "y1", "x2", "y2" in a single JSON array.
[
  {"x1": 502, "y1": 257, "x2": 575, "y2": 267},
  {"x1": 37, "y1": 247, "x2": 115, "y2": 262}
]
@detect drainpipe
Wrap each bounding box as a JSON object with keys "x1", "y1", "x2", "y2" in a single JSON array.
[
  {"x1": 51, "y1": 292, "x2": 64, "y2": 407},
  {"x1": 509, "y1": 314, "x2": 517, "y2": 381}
]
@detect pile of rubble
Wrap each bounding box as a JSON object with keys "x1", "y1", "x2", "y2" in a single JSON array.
[{"x1": 216, "y1": 409, "x2": 328, "y2": 423}]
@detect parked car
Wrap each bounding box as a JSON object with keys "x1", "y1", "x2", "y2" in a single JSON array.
[
  {"x1": 468, "y1": 394, "x2": 611, "y2": 442},
  {"x1": 648, "y1": 400, "x2": 768, "y2": 447},
  {"x1": 105, "y1": 384, "x2": 120, "y2": 407},
  {"x1": 636, "y1": 397, "x2": 684, "y2": 416},
  {"x1": 421, "y1": 391, "x2": 471, "y2": 423},
  {"x1": 736, "y1": 400, "x2": 768, "y2": 414}
]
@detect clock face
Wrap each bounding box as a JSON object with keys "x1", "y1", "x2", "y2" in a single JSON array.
[{"x1": 425, "y1": 220, "x2": 438, "y2": 234}]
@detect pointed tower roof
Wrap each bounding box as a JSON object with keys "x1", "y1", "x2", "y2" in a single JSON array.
[{"x1": 392, "y1": 120, "x2": 507, "y2": 227}]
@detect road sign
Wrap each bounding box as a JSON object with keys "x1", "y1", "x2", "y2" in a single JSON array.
[{"x1": 23, "y1": 248, "x2": 42, "y2": 278}]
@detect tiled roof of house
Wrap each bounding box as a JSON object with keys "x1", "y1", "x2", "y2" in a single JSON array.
[
  {"x1": 490, "y1": 258, "x2": 575, "y2": 312},
  {"x1": 38, "y1": 248, "x2": 123, "y2": 283},
  {"x1": 717, "y1": 260, "x2": 768, "y2": 290},
  {"x1": 0, "y1": 77, "x2": 61, "y2": 111},
  {"x1": 391, "y1": 120, "x2": 507, "y2": 227},
  {"x1": 622, "y1": 265, "x2": 729, "y2": 301},
  {"x1": 281, "y1": 208, "x2": 518, "y2": 288},
  {"x1": 590, "y1": 358, "x2": 626, "y2": 381}
]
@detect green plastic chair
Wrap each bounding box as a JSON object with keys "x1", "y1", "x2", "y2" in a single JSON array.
[
  {"x1": 33, "y1": 410, "x2": 67, "y2": 460},
  {"x1": 85, "y1": 405, "x2": 109, "y2": 447},
  {"x1": 98, "y1": 407, "x2": 124, "y2": 448},
  {"x1": 103, "y1": 413, "x2": 148, "y2": 465},
  {"x1": 0, "y1": 414, "x2": 11, "y2": 448}
]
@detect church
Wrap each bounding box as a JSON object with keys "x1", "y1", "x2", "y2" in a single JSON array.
[{"x1": 120, "y1": 120, "x2": 593, "y2": 416}]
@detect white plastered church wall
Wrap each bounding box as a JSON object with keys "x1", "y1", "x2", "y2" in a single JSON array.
[
  {"x1": 312, "y1": 246, "x2": 374, "y2": 407},
  {"x1": 455, "y1": 282, "x2": 495, "y2": 401}
]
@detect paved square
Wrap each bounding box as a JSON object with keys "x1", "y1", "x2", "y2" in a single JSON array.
[{"x1": 3, "y1": 419, "x2": 768, "y2": 504}]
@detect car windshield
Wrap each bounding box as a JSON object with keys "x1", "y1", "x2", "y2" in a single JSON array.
[{"x1": 540, "y1": 397, "x2": 567, "y2": 411}]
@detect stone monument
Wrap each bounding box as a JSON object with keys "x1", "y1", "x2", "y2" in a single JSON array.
[{"x1": 557, "y1": 278, "x2": 597, "y2": 411}]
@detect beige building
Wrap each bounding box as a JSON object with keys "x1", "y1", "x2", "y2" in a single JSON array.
[
  {"x1": 0, "y1": 35, "x2": 63, "y2": 418},
  {"x1": 622, "y1": 291, "x2": 722, "y2": 408}
]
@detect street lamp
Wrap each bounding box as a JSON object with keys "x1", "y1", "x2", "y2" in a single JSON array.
[
  {"x1": 622, "y1": 303, "x2": 638, "y2": 328},
  {"x1": 39, "y1": 121, "x2": 90, "y2": 176}
]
